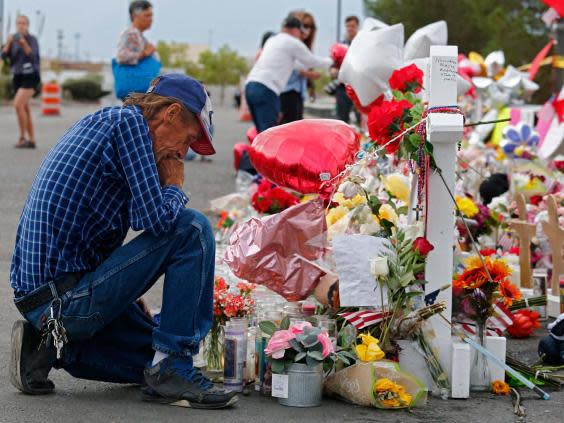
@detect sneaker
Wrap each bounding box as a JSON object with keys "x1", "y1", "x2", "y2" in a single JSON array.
[
  {"x1": 10, "y1": 320, "x2": 56, "y2": 395},
  {"x1": 143, "y1": 357, "x2": 238, "y2": 409}
]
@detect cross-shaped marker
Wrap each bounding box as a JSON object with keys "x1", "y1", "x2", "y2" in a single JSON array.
[
  {"x1": 541, "y1": 195, "x2": 564, "y2": 293},
  {"x1": 508, "y1": 193, "x2": 536, "y2": 288}
]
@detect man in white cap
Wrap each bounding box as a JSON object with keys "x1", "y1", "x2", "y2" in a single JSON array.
[{"x1": 10, "y1": 74, "x2": 237, "y2": 409}]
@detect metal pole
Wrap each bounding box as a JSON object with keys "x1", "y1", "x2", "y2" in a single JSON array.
[
  {"x1": 0, "y1": 0, "x2": 4, "y2": 46},
  {"x1": 555, "y1": 20, "x2": 563, "y2": 94},
  {"x1": 336, "y1": 0, "x2": 341, "y2": 42}
]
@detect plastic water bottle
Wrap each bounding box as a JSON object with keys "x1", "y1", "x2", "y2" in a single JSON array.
[{"x1": 223, "y1": 317, "x2": 248, "y2": 392}]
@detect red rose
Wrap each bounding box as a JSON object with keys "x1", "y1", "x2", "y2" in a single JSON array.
[
  {"x1": 367, "y1": 99, "x2": 413, "y2": 153},
  {"x1": 345, "y1": 85, "x2": 384, "y2": 115},
  {"x1": 508, "y1": 247, "x2": 520, "y2": 255},
  {"x1": 413, "y1": 237, "x2": 434, "y2": 256},
  {"x1": 480, "y1": 248, "x2": 496, "y2": 257},
  {"x1": 530, "y1": 195, "x2": 543, "y2": 206},
  {"x1": 388, "y1": 64, "x2": 424, "y2": 93}
]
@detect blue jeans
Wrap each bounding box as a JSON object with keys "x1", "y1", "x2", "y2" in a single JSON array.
[
  {"x1": 17, "y1": 208, "x2": 215, "y2": 384},
  {"x1": 245, "y1": 81, "x2": 280, "y2": 133}
]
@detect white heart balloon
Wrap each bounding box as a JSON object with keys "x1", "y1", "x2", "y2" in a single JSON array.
[
  {"x1": 338, "y1": 23, "x2": 404, "y2": 107},
  {"x1": 404, "y1": 21, "x2": 448, "y2": 61}
]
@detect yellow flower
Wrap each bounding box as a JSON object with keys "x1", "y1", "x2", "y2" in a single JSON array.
[
  {"x1": 378, "y1": 203, "x2": 398, "y2": 225},
  {"x1": 382, "y1": 174, "x2": 410, "y2": 204},
  {"x1": 355, "y1": 334, "x2": 385, "y2": 362},
  {"x1": 373, "y1": 378, "x2": 412, "y2": 408},
  {"x1": 491, "y1": 380, "x2": 510, "y2": 395},
  {"x1": 326, "y1": 206, "x2": 349, "y2": 226},
  {"x1": 301, "y1": 194, "x2": 317, "y2": 203},
  {"x1": 333, "y1": 192, "x2": 367, "y2": 209},
  {"x1": 455, "y1": 196, "x2": 479, "y2": 218}
]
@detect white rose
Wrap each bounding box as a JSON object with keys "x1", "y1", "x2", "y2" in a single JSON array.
[
  {"x1": 339, "y1": 181, "x2": 361, "y2": 199},
  {"x1": 370, "y1": 257, "x2": 389, "y2": 278}
]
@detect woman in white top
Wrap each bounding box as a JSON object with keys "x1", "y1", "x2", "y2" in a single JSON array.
[{"x1": 245, "y1": 16, "x2": 332, "y2": 133}]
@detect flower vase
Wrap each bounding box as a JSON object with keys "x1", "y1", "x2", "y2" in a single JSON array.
[
  {"x1": 278, "y1": 363, "x2": 323, "y2": 407},
  {"x1": 469, "y1": 321, "x2": 490, "y2": 391},
  {"x1": 205, "y1": 324, "x2": 224, "y2": 378}
]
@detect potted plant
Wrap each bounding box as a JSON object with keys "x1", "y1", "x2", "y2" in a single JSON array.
[{"x1": 260, "y1": 319, "x2": 353, "y2": 407}]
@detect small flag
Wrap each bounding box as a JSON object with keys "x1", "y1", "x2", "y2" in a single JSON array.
[
  {"x1": 457, "y1": 322, "x2": 501, "y2": 337},
  {"x1": 424, "y1": 289, "x2": 441, "y2": 306},
  {"x1": 339, "y1": 310, "x2": 390, "y2": 330},
  {"x1": 424, "y1": 284, "x2": 451, "y2": 306},
  {"x1": 490, "y1": 302, "x2": 514, "y2": 331}
]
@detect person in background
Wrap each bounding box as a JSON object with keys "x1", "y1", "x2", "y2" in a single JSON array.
[
  {"x1": 280, "y1": 11, "x2": 320, "y2": 124},
  {"x1": 245, "y1": 16, "x2": 332, "y2": 133},
  {"x1": 116, "y1": 0, "x2": 155, "y2": 65},
  {"x1": 1, "y1": 15, "x2": 40, "y2": 149},
  {"x1": 331, "y1": 15, "x2": 360, "y2": 124}
]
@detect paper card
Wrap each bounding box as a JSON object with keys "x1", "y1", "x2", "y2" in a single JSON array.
[
  {"x1": 333, "y1": 235, "x2": 392, "y2": 307},
  {"x1": 271, "y1": 374, "x2": 289, "y2": 398}
]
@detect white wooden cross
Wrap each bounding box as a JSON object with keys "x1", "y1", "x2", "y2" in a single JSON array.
[{"x1": 424, "y1": 45, "x2": 465, "y2": 397}]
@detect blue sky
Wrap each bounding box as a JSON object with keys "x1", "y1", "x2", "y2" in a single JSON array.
[{"x1": 3, "y1": 0, "x2": 365, "y2": 61}]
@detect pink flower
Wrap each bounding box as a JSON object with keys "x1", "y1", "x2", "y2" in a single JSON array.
[
  {"x1": 264, "y1": 330, "x2": 296, "y2": 359},
  {"x1": 317, "y1": 331, "x2": 334, "y2": 358},
  {"x1": 289, "y1": 321, "x2": 313, "y2": 335}
]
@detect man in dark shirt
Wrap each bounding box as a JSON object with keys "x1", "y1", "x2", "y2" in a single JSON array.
[
  {"x1": 9, "y1": 74, "x2": 237, "y2": 409},
  {"x1": 331, "y1": 15, "x2": 361, "y2": 124}
]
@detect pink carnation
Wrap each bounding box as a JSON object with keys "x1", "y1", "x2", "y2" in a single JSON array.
[
  {"x1": 289, "y1": 321, "x2": 313, "y2": 335},
  {"x1": 317, "y1": 331, "x2": 335, "y2": 358},
  {"x1": 264, "y1": 330, "x2": 296, "y2": 359}
]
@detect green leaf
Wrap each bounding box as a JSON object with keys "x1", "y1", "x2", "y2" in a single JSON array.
[
  {"x1": 280, "y1": 316, "x2": 290, "y2": 330},
  {"x1": 309, "y1": 341, "x2": 324, "y2": 353},
  {"x1": 259, "y1": 321, "x2": 277, "y2": 336},
  {"x1": 294, "y1": 352, "x2": 306, "y2": 362},
  {"x1": 301, "y1": 334, "x2": 320, "y2": 348},
  {"x1": 307, "y1": 350, "x2": 324, "y2": 361},
  {"x1": 392, "y1": 90, "x2": 404, "y2": 101},
  {"x1": 306, "y1": 355, "x2": 320, "y2": 368},
  {"x1": 368, "y1": 195, "x2": 382, "y2": 215},
  {"x1": 289, "y1": 338, "x2": 304, "y2": 352},
  {"x1": 271, "y1": 359, "x2": 285, "y2": 374}
]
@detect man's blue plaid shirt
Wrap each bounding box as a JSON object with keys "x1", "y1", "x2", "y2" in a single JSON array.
[{"x1": 10, "y1": 106, "x2": 188, "y2": 294}]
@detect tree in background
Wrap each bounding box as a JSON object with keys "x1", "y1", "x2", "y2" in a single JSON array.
[
  {"x1": 196, "y1": 45, "x2": 249, "y2": 105},
  {"x1": 365, "y1": 0, "x2": 553, "y2": 101}
]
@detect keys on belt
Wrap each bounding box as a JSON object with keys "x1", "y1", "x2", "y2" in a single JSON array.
[{"x1": 42, "y1": 297, "x2": 68, "y2": 359}]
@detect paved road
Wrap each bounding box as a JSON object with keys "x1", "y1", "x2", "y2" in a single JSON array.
[{"x1": 0, "y1": 101, "x2": 562, "y2": 422}]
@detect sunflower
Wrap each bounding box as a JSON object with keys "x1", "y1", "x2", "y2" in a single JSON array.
[
  {"x1": 491, "y1": 380, "x2": 510, "y2": 395},
  {"x1": 499, "y1": 280, "x2": 522, "y2": 307}
]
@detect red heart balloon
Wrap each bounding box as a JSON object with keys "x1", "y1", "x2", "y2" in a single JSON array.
[{"x1": 249, "y1": 119, "x2": 361, "y2": 194}]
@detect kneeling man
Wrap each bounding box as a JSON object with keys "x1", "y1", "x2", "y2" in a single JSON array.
[{"x1": 9, "y1": 74, "x2": 237, "y2": 409}]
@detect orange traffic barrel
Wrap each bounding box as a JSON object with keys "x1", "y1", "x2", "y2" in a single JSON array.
[{"x1": 42, "y1": 82, "x2": 61, "y2": 116}]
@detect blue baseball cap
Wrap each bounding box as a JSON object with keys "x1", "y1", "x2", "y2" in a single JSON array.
[{"x1": 147, "y1": 73, "x2": 215, "y2": 155}]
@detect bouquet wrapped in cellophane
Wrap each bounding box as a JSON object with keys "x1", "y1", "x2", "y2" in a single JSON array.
[{"x1": 324, "y1": 360, "x2": 427, "y2": 409}]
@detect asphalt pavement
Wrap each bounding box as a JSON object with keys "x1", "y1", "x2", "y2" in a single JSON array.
[{"x1": 0, "y1": 99, "x2": 562, "y2": 422}]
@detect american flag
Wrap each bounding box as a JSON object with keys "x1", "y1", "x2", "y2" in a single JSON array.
[
  {"x1": 338, "y1": 310, "x2": 391, "y2": 330},
  {"x1": 456, "y1": 302, "x2": 514, "y2": 337}
]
